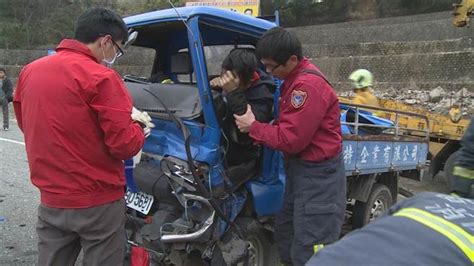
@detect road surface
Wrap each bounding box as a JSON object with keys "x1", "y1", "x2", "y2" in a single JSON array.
[{"x1": 0, "y1": 110, "x2": 449, "y2": 265}]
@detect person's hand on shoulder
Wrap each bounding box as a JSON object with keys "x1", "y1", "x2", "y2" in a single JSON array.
[{"x1": 234, "y1": 104, "x2": 256, "y2": 133}]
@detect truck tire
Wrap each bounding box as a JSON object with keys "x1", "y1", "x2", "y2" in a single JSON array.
[
  {"x1": 234, "y1": 218, "x2": 278, "y2": 266},
  {"x1": 352, "y1": 184, "x2": 393, "y2": 229},
  {"x1": 444, "y1": 150, "x2": 460, "y2": 192}
]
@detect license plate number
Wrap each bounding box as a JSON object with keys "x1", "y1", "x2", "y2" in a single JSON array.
[{"x1": 125, "y1": 188, "x2": 154, "y2": 215}]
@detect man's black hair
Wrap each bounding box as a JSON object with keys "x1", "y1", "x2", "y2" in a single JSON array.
[
  {"x1": 256, "y1": 27, "x2": 303, "y2": 65},
  {"x1": 74, "y1": 7, "x2": 128, "y2": 44},
  {"x1": 222, "y1": 49, "x2": 258, "y2": 85},
  {"x1": 0, "y1": 67, "x2": 5, "y2": 73}
]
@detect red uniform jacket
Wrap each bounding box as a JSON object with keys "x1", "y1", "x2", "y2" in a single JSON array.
[
  {"x1": 14, "y1": 39, "x2": 145, "y2": 208},
  {"x1": 249, "y1": 58, "x2": 342, "y2": 162}
]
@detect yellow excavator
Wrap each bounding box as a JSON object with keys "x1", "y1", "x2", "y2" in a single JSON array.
[
  {"x1": 340, "y1": 0, "x2": 473, "y2": 181},
  {"x1": 453, "y1": 0, "x2": 473, "y2": 27}
]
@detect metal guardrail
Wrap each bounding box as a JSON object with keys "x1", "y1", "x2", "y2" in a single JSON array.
[{"x1": 340, "y1": 103, "x2": 431, "y2": 141}]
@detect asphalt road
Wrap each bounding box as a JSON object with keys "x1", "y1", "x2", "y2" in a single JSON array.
[
  {"x1": 0, "y1": 116, "x2": 38, "y2": 265},
  {"x1": 0, "y1": 108, "x2": 449, "y2": 265}
]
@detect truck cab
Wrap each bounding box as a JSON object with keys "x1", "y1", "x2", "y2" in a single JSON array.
[{"x1": 122, "y1": 7, "x2": 429, "y2": 264}]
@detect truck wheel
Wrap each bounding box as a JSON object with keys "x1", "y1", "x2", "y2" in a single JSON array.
[
  {"x1": 444, "y1": 150, "x2": 460, "y2": 192},
  {"x1": 234, "y1": 218, "x2": 278, "y2": 266},
  {"x1": 352, "y1": 184, "x2": 393, "y2": 229}
]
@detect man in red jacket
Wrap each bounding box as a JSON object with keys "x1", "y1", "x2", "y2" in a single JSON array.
[
  {"x1": 234, "y1": 27, "x2": 346, "y2": 266},
  {"x1": 14, "y1": 8, "x2": 148, "y2": 265}
]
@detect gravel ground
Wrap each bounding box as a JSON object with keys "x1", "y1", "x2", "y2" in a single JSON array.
[{"x1": 0, "y1": 110, "x2": 450, "y2": 265}]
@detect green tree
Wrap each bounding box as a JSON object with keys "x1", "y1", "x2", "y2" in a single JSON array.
[
  {"x1": 117, "y1": 0, "x2": 184, "y2": 16},
  {"x1": 0, "y1": 0, "x2": 184, "y2": 49}
]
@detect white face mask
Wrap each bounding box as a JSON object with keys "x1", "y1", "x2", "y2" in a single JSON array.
[{"x1": 101, "y1": 44, "x2": 117, "y2": 68}]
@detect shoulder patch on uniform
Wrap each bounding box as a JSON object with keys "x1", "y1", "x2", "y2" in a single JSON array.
[{"x1": 291, "y1": 90, "x2": 307, "y2": 109}]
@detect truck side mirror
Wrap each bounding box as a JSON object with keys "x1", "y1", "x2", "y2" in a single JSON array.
[{"x1": 124, "y1": 31, "x2": 138, "y2": 50}]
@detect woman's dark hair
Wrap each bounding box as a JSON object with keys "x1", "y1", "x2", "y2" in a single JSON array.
[
  {"x1": 74, "y1": 7, "x2": 128, "y2": 44},
  {"x1": 256, "y1": 27, "x2": 303, "y2": 65},
  {"x1": 0, "y1": 67, "x2": 5, "y2": 74},
  {"x1": 221, "y1": 49, "x2": 258, "y2": 85}
]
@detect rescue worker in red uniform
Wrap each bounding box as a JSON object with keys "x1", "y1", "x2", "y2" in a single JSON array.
[
  {"x1": 234, "y1": 27, "x2": 346, "y2": 266},
  {"x1": 14, "y1": 8, "x2": 151, "y2": 265}
]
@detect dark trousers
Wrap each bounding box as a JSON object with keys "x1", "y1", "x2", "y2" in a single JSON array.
[
  {"x1": 37, "y1": 199, "x2": 126, "y2": 266},
  {"x1": 1, "y1": 97, "x2": 8, "y2": 128},
  {"x1": 275, "y1": 154, "x2": 346, "y2": 266}
]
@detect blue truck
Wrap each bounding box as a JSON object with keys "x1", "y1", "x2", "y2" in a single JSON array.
[{"x1": 122, "y1": 7, "x2": 429, "y2": 265}]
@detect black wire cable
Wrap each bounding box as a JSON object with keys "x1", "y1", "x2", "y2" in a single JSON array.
[{"x1": 142, "y1": 88, "x2": 244, "y2": 239}]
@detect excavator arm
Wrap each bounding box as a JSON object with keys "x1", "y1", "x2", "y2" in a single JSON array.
[{"x1": 453, "y1": 0, "x2": 474, "y2": 27}]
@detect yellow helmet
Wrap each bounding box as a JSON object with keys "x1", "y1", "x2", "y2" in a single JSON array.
[{"x1": 349, "y1": 69, "x2": 373, "y2": 89}]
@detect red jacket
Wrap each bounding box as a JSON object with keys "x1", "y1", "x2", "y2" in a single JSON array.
[
  {"x1": 14, "y1": 39, "x2": 145, "y2": 208},
  {"x1": 249, "y1": 58, "x2": 342, "y2": 162}
]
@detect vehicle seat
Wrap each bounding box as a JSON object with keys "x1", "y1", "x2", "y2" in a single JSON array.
[{"x1": 170, "y1": 52, "x2": 194, "y2": 83}]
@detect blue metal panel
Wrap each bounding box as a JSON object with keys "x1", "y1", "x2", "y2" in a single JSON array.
[
  {"x1": 342, "y1": 141, "x2": 358, "y2": 171},
  {"x1": 198, "y1": 16, "x2": 271, "y2": 39},
  {"x1": 143, "y1": 118, "x2": 224, "y2": 187},
  {"x1": 187, "y1": 17, "x2": 220, "y2": 131},
  {"x1": 124, "y1": 6, "x2": 275, "y2": 30},
  {"x1": 248, "y1": 147, "x2": 286, "y2": 217},
  {"x1": 357, "y1": 142, "x2": 394, "y2": 170},
  {"x1": 246, "y1": 181, "x2": 284, "y2": 217},
  {"x1": 396, "y1": 142, "x2": 423, "y2": 168},
  {"x1": 343, "y1": 141, "x2": 428, "y2": 175}
]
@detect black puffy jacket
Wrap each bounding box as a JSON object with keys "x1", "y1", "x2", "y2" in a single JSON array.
[{"x1": 223, "y1": 70, "x2": 275, "y2": 167}]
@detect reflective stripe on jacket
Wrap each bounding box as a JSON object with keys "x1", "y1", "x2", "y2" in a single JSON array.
[
  {"x1": 306, "y1": 192, "x2": 473, "y2": 266},
  {"x1": 394, "y1": 207, "x2": 473, "y2": 262}
]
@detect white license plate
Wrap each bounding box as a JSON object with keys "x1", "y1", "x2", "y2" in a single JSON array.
[{"x1": 125, "y1": 188, "x2": 154, "y2": 215}]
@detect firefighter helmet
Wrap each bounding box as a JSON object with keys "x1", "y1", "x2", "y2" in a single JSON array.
[{"x1": 349, "y1": 69, "x2": 373, "y2": 89}]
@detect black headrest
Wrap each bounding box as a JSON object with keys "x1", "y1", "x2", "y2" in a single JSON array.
[{"x1": 170, "y1": 52, "x2": 193, "y2": 74}]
